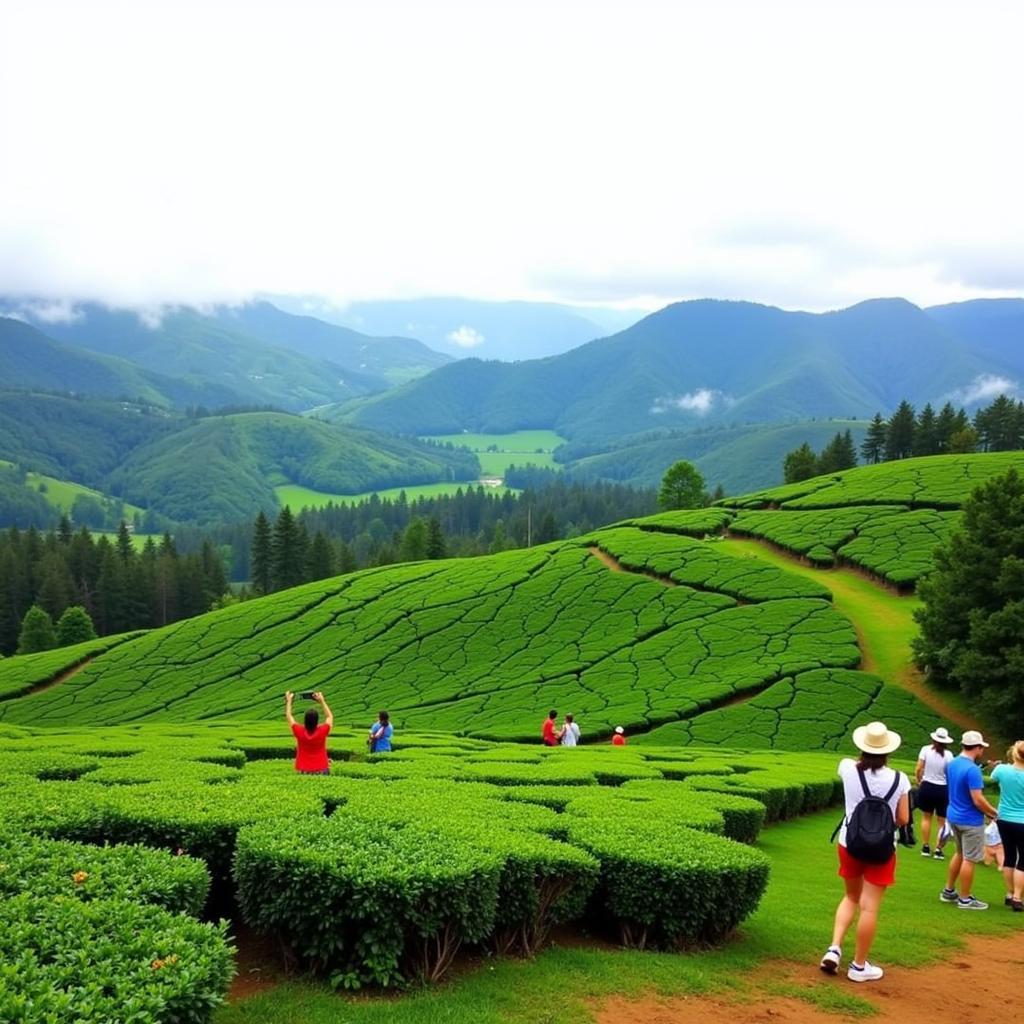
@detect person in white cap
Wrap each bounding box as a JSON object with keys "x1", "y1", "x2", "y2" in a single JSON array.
[
  {"x1": 820, "y1": 721, "x2": 910, "y2": 983},
  {"x1": 611, "y1": 726, "x2": 626, "y2": 746},
  {"x1": 939, "y1": 730, "x2": 999, "y2": 910},
  {"x1": 915, "y1": 727, "x2": 955, "y2": 858}
]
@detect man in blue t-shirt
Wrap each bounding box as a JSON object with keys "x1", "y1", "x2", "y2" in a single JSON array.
[{"x1": 940, "y1": 730, "x2": 999, "y2": 910}]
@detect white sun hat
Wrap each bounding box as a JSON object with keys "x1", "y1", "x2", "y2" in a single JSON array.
[
  {"x1": 614, "y1": 726, "x2": 624, "y2": 735},
  {"x1": 961, "y1": 730, "x2": 989, "y2": 747},
  {"x1": 930, "y1": 727, "x2": 954, "y2": 744},
  {"x1": 852, "y1": 721, "x2": 902, "y2": 755}
]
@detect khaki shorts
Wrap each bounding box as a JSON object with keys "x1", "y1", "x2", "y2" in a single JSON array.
[{"x1": 951, "y1": 823, "x2": 986, "y2": 863}]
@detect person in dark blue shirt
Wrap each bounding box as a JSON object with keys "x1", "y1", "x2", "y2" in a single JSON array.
[{"x1": 940, "y1": 730, "x2": 999, "y2": 911}]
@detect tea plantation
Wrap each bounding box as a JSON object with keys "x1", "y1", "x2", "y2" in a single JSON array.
[
  {"x1": 0, "y1": 721, "x2": 860, "y2": 1017},
  {"x1": 0, "y1": 453, "x2": 1013, "y2": 1021},
  {"x1": 716, "y1": 451, "x2": 1024, "y2": 585}
]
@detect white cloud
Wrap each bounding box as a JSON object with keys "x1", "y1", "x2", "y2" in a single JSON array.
[
  {"x1": 446, "y1": 325, "x2": 485, "y2": 349},
  {"x1": 0, "y1": 1, "x2": 1023, "y2": 317},
  {"x1": 651, "y1": 388, "x2": 728, "y2": 416},
  {"x1": 947, "y1": 374, "x2": 1019, "y2": 407}
]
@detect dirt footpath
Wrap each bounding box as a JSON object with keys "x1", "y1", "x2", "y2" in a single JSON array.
[{"x1": 592, "y1": 933, "x2": 1023, "y2": 1023}]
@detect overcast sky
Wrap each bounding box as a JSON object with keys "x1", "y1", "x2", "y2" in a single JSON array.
[{"x1": 2, "y1": 0, "x2": 1022, "y2": 314}]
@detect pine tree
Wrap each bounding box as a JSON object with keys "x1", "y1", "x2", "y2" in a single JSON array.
[
  {"x1": 116, "y1": 521, "x2": 134, "y2": 563},
  {"x1": 251, "y1": 511, "x2": 272, "y2": 594},
  {"x1": 57, "y1": 515, "x2": 73, "y2": 546},
  {"x1": 305, "y1": 532, "x2": 336, "y2": 581},
  {"x1": 17, "y1": 604, "x2": 57, "y2": 654},
  {"x1": 55, "y1": 605, "x2": 97, "y2": 646},
  {"x1": 914, "y1": 468, "x2": 1024, "y2": 734},
  {"x1": 913, "y1": 403, "x2": 940, "y2": 457},
  {"x1": 271, "y1": 507, "x2": 303, "y2": 590},
  {"x1": 35, "y1": 551, "x2": 73, "y2": 619},
  {"x1": 96, "y1": 546, "x2": 129, "y2": 635},
  {"x1": 885, "y1": 401, "x2": 916, "y2": 460},
  {"x1": 400, "y1": 519, "x2": 429, "y2": 562},
  {"x1": 935, "y1": 402, "x2": 958, "y2": 452},
  {"x1": 425, "y1": 518, "x2": 447, "y2": 560}
]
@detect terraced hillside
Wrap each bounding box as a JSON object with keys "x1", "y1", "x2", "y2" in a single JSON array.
[
  {"x1": 3, "y1": 453, "x2": 1014, "y2": 748},
  {"x1": 719, "y1": 451, "x2": 1024, "y2": 585}
]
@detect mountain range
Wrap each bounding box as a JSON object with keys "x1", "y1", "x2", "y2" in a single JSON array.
[
  {"x1": 0, "y1": 299, "x2": 450, "y2": 412},
  {"x1": 266, "y1": 295, "x2": 639, "y2": 360},
  {"x1": 334, "y1": 297, "x2": 1024, "y2": 442}
]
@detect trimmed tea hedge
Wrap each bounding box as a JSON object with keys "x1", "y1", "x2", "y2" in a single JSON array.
[
  {"x1": 0, "y1": 722, "x2": 866, "y2": 994},
  {"x1": 0, "y1": 895, "x2": 233, "y2": 1024}
]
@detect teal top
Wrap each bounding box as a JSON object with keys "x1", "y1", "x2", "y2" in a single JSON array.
[{"x1": 992, "y1": 764, "x2": 1024, "y2": 823}]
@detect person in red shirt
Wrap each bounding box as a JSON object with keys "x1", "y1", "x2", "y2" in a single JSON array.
[
  {"x1": 612, "y1": 726, "x2": 626, "y2": 746},
  {"x1": 285, "y1": 690, "x2": 334, "y2": 774},
  {"x1": 542, "y1": 709, "x2": 559, "y2": 746}
]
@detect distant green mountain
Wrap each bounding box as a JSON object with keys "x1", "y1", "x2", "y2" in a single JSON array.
[
  {"x1": 335, "y1": 298, "x2": 990, "y2": 442},
  {"x1": 4, "y1": 300, "x2": 453, "y2": 412},
  {"x1": 0, "y1": 392, "x2": 175, "y2": 487},
  {"x1": 0, "y1": 318, "x2": 239, "y2": 409},
  {"x1": 269, "y1": 295, "x2": 639, "y2": 360},
  {"x1": 0, "y1": 395, "x2": 480, "y2": 526},
  {"x1": 106, "y1": 412, "x2": 479, "y2": 523},
  {"x1": 562, "y1": 420, "x2": 870, "y2": 495},
  {"x1": 925, "y1": 298, "x2": 1024, "y2": 375},
  {"x1": 212, "y1": 302, "x2": 450, "y2": 385}
]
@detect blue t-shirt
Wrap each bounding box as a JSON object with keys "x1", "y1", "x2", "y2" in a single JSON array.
[
  {"x1": 992, "y1": 764, "x2": 1024, "y2": 823},
  {"x1": 371, "y1": 722, "x2": 393, "y2": 752},
  {"x1": 946, "y1": 755, "x2": 984, "y2": 826}
]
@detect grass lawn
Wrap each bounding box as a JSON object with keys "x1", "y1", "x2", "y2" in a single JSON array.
[
  {"x1": 275, "y1": 481, "x2": 516, "y2": 510},
  {"x1": 424, "y1": 431, "x2": 567, "y2": 476},
  {"x1": 216, "y1": 808, "x2": 1019, "y2": 1024}
]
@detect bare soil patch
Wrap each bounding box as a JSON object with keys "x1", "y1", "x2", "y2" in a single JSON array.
[{"x1": 592, "y1": 933, "x2": 1024, "y2": 1023}]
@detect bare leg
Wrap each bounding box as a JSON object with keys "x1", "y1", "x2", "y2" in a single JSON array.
[
  {"x1": 921, "y1": 811, "x2": 933, "y2": 847},
  {"x1": 853, "y1": 881, "x2": 886, "y2": 966},
  {"x1": 946, "y1": 850, "x2": 962, "y2": 891},
  {"x1": 958, "y1": 859, "x2": 976, "y2": 899},
  {"x1": 831, "y1": 876, "x2": 863, "y2": 949}
]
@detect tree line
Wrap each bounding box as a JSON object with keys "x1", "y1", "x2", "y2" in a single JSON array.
[
  {"x1": 0, "y1": 519, "x2": 229, "y2": 656},
  {"x1": 243, "y1": 478, "x2": 658, "y2": 594},
  {"x1": 783, "y1": 394, "x2": 1024, "y2": 484}
]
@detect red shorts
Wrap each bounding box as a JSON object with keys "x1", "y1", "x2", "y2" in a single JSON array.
[{"x1": 838, "y1": 844, "x2": 896, "y2": 887}]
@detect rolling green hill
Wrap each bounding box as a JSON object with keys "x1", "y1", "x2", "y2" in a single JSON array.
[
  {"x1": 6, "y1": 300, "x2": 452, "y2": 412},
  {"x1": 334, "y1": 298, "x2": 991, "y2": 442},
  {"x1": 0, "y1": 317, "x2": 238, "y2": 408},
  {"x1": 4, "y1": 454, "x2": 1003, "y2": 745},
  {"x1": 561, "y1": 419, "x2": 870, "y2": 494},
  {"x1": 104, "y1": 411, "x2": 480, "y2": 523},
  {"x1": 0, "y1": 394, "x2": 480, "y2": 527}
]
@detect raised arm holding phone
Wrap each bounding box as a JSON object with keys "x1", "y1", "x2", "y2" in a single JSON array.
[{"x1": 286, "y1": 690, "x2": 333, "y2": 775}]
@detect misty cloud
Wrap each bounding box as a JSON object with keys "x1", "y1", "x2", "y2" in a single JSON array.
[
  {"x1": 0, "y1": 298, "x2": 82, "y2": 324},
  {"x1": 947, "y1": 374, "x2": 1019, "y2": 407},
  {"x1": 651, "y1": 389, "x2": 730, "y2": 416},
  {"x1": 446, "y1": 325, "x2": 485, "y2": 349}
]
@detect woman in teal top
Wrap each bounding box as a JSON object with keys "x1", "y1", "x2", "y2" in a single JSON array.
[{"x1": 992, "y1": 739, "x2": 1024, "y2": 912}]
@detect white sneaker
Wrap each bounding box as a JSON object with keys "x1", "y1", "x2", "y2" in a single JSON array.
[
  {"x1": 819, "y1": 946, "x2": 841, "y2": 974},
  {"x1": 848, "y1": 961, "x2": 884, "y2": 982}
]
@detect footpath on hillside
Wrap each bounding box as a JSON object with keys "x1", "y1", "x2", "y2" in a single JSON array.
[
  {"x1": 587, "y1": 532, "x2": 979, "y2": 732},
  {"x1": 716, "y1": 536, "x2": 981, "y2": 731}
]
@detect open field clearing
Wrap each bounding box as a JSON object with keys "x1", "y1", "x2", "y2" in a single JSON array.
[{"x1": 424, "y1": 430, "x2": 567, "y2": 476}]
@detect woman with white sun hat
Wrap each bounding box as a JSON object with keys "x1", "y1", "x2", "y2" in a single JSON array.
[
  {"x1": 820, "y1": 721, "x2": 911, "y2": 983},
  {"x1": 915, "y1": 726, "x2": 955, "y2": 858}
]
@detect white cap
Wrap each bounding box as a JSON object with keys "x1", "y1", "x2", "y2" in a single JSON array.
[{"x1": 614, "y1": 726, "x2": 624, "y2": 735}]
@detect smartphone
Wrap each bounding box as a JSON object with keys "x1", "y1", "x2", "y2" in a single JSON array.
[{"x1": 300, "y1": 691, "x2": 317, "y2": 700}]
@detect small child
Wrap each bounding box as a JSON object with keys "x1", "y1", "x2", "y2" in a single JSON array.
[{"x1": 983, "y1": 820, "x2": 1004, "y2": 868}]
